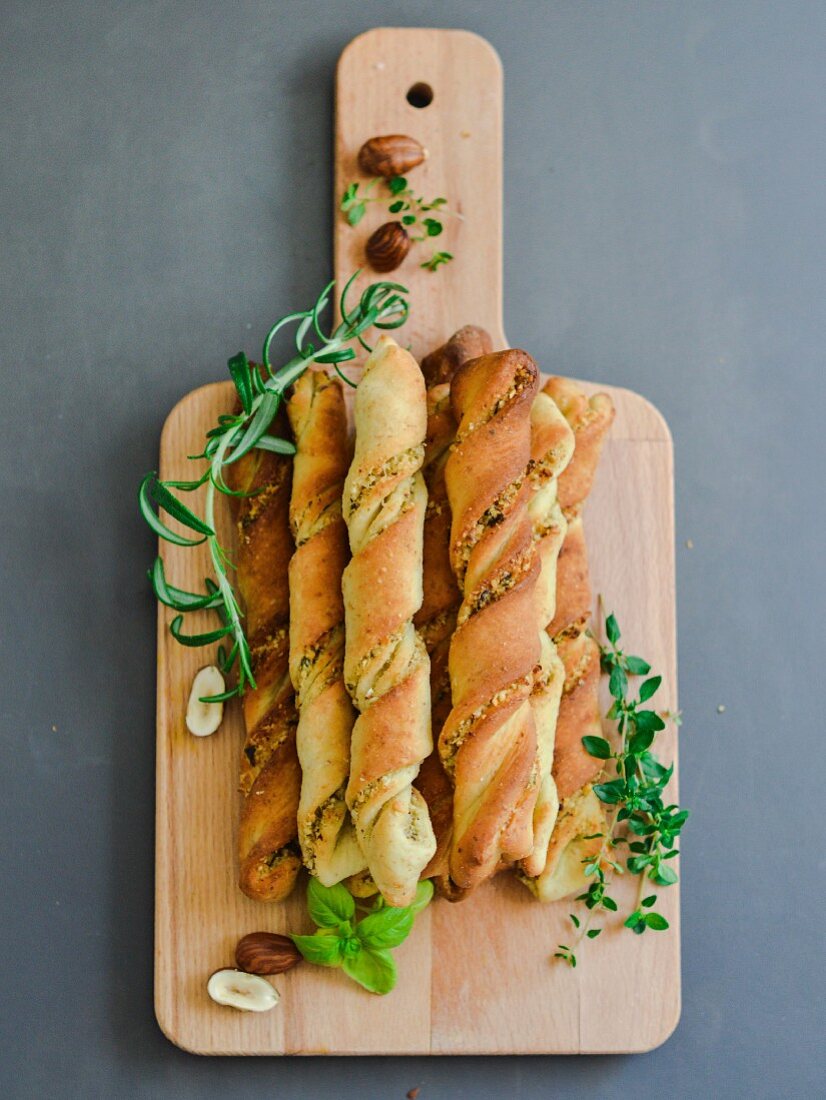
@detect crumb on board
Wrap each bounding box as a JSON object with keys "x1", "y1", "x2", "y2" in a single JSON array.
[
  {"x1": 685, "y1": 539, "x2": 694, "y2": 549},
  {"x1": 717, "y1": 704, "x2": 726, "y2": 713}
]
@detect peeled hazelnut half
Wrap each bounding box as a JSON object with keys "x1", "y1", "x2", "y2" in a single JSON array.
[
  {"x1": 357, "y1": 134, "x2": 426, "y2": 177},
  {"x1": 365, "y1": 222, "x2": 411, "y2": 272},
  {"x1": 186, "y1": 665, "x2": 225, "y2": 737},
  {"x1": 207, "y1": 969, "x2": 279, "y2": 1012}
]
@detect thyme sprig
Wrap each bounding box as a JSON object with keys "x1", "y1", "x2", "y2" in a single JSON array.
[
  {"x1": 554, "y1": 611, "x2": 688, "y2": 966},
  {"x1": 421, "y1": 250, "x2": 453, "y2": 272},
  {"x1": 340, "y1": 176, "x2": 457, "y2": 270},
  {"x1": 140, "y1": 276, "x2": 409, "y2": 701}
]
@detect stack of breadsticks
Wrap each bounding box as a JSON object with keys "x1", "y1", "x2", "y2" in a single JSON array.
[{"x1": 229, "y1": 331, "x2": 613, "y2": 907}]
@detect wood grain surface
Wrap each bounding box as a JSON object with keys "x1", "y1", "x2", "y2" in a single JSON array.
[
  {"x1": 154, "y1": 28, "x2": 680, "y2": 1055},
  {"x1": 334, "y1": 27, "x2": 506, "y2": 354}
]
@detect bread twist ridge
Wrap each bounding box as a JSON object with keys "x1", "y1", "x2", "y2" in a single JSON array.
[
  {"x1": 227, "y1": 406, "x2": 302, "y2": 902},
  {"x1": 287, "y1": 371, "x2": 366, "y2": 886},
  {"x1": 415, "y1": 326, "x2": 494, "y2": 896},
  {"x1": 342, "y1": 335, "x2": 436, "y2": 907},
  {"x1": 523, "y1": 377, "x2": 615, "y2": 902},
  {"x1": 440, "y1": 349, "x2": 542, "y2": 892},
  {"x1": 519, "y1": 392, "x2": 575, "y2": 878}
]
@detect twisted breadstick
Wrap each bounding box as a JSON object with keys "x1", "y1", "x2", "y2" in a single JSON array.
[
  {"x1": 342, "y1": 335, "x2": 436, "y2": 906},
  {"x1": 524, "y1": 377, "x2": 614, "y2": 901},
  {"x1": 227, "y1": 408, "x2": 301, "y2": 902},
  {"x1": 440, "y1": 349, "x2": 542, "y2": 892},
  {"x1": 520, "y1": 392, "x2": 575, "y2": 877},
  {"x1": 287, "y1": 371, "x2": 365, "y2": 886},
  {"x1": 415, "y1": 326, "x2": 493, "y2": 893}
]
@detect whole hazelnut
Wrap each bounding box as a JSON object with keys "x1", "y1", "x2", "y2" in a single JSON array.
[
  {"x1": 235, "y1": 932, "x2": 302, "y2": 976},
  {"x1": 365, "y1": 222, "x2": 411, "y2": 272},
  {"x1": 357, "y1": 134, "x2": 426, "y2": 177}
]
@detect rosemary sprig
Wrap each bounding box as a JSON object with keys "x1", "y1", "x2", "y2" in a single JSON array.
[
  {"x1": 554, "y1": 611, "x2": 688, "y2": 966},
  {"x1": 140, "y1": 275, "x2": 409, "y2": 701}
]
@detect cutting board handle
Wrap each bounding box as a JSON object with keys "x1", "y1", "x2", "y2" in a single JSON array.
[{"x1": 334, "y1": 28, "x2": 506, "y2": 357}]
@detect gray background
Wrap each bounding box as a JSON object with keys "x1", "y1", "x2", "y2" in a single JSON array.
[{"x1": 1, "y1": 1, "x2": 823, "y2": 1097}]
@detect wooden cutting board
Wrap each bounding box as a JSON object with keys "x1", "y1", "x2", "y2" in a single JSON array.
[{"x1": 155, "y1": 28, "x2": 680, "y2": 1055}]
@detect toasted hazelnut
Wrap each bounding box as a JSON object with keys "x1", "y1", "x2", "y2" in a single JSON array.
[
  {"x1": 357, "y1": 134, "x2": 426, "y2": 177},
  {"x1": 235, "y1": 932, "x2": 302, "y2": 975},
  {"x1": 206, "y1": 969, "x2": 279, "y2": 1012},
  {"x1": 365, "y1": 222, "x2": 411, "y2": 272},
  {"x1": 185, "y1": 665, "x2": 225, "y2": 736}
]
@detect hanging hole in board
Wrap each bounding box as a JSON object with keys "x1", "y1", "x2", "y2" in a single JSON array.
[{"x1": 406, "y1": 82, "x2": 434, "y2": 108}]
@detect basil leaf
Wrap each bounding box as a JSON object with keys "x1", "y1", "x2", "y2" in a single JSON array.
[
  {"x1": 387, "y1": 176, "x2": 407, "y2": 195},
  {"x1": 605, "y1": 613, "x2": 620, "y2": 645},
  {"x1": 307, "y1": 878, "x2": 355, "y2": 928},
  {"x1": 409, "y1": 879, "x2": 434, "y2": 915},
  {"x1": 582, "y1": 735, "x2": 612, "y2": 759},
  {"x1": 290, "y1": 931, "x2": 343, "y2": 967},
  {"x1": 342, "y1": 946, "x2": 397, "y2": 994},
  {"x1": 357, "y1": 907, "x2": 414, "y2": 950}
]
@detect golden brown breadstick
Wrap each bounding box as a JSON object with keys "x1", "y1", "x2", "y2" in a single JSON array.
[
  {"x1": 287, "y1": 371, "x2": 365, "y2": 886},
  {"x1": 342, "y1": 335, "x2": 436, "y2": 906},
  {"x1": 227, "y1": 407, "x2": 301, "y2": 902},
  {"x1": 524, "y1": 377, "x2": 614, "y2": 901},
  {"x1": 520, "y1": 392, "x2": 574, "y2": 877},
  {"x1": 416, "y1": 326, "x2": 493, "y2": 894},
  {"x1": 440, "y1": 349, "x2": 541, "y2": 892}
]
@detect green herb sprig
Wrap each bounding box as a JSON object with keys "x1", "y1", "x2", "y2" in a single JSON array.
[
  {"x1": 421, "y1": 250, "x2": 454, "y2": 272},
  {"x1": 554, "y1": 611, "x2": 688, "y2": 966},
  {"x1": 140, "y1": 276, "x2": 409, "y2": 701},
  {"x1": 340, "y1": 176, "x2": 457, "y2": 271},
  {"x1": 290, "y1": 878, "x2": 433, "y2": 994}
]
